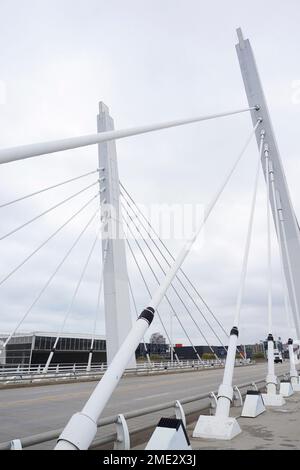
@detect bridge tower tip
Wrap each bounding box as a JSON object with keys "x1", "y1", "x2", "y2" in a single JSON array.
[
  {"x1": 236, "y1": 28, "x2": 245, "y2": 47},
  {"x1": 98, "y1": 101, "x2": 110, "y2": 115}
]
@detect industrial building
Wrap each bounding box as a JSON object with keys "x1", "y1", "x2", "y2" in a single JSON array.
[
  {"x1": 0, "y1": 332, "x2": 106, "y2": 367},
  {"x1": 0, "y1": 332, "x2": 169, "y2": 367},
  {"x1": 0, "y1": 331, "x2": 266, "y2": 367}
]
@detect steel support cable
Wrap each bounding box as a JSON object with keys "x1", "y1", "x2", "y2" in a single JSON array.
[
  {"x1": 265, "y1": 145, "x2": 273, "y2": 333},
  {"x1": 128, "y1": 276, "x2": 151, "y2": 362},
  {"x1": 119, "y1": 120, "x2": 261, "y2": 351},
  {"x1": 0, "y1": 169, "x2": 98, "y2": 209},
  {"x1": 0, "y1": 180, "x2": 99, "y2": 241},
  {"x1": 233, "y1": 131, "x2": 264, "y2": 329},
  {"x1": 124, "y1": 218, "x2": 206, "y2": 363},
  {"x1": 2, "y1": 205, "x2": 101, "y2": 349},
  {"x1": 276, "y1": 190, "x2": 300, "y2": 336},
  {"x1": 58, "y1": 227, "x2": 102, "y2": 342},
  {"x1": 123, "y1": 214, "x2": 214, "y2": 363},
  {"x1": 43, "y1": 223, "x2": 103, "y2": 372},
  {"x1": 119, "y1": 195, "x2": 249, "y2": 359},
  {"x1": 0, "y1": 106, "x2": 257, "y2": 165},
  {"x1": 119, "y1": 120, "x2": 261, "y2": 358},
  {"x1": 125, "y1": 219, "x2": 200, "y2": 359},
  {"x1": 89, "y1": 239, "x2": 109, "y2": 351},
  {"x1": 52, "y1": 121, "x2": 262, "y2": 452},
  {"x1": 269, "y1": 161, "x2": 293, "y2": 334},
  {"x1": 125, "y1": 238, "x2": 181, "y2": 365},
  {"x1": 119, "y1": 182, "x2": 231, "y2": 340},
  {"x1": 121, "y1": 196, "x2": 227, "y2": 355},
  {"x1": 264, "y1": 142, "x2": 278, "y2": 392},
  {"x1": 0, "y1": 193, "x2": 99, "y2": 287},
  {"x1": 125, "y1": 121, "x2": 262, "y2": 319}
]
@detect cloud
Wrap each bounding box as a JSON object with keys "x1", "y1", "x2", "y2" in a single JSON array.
[{"x1": 0, "y1": 0, "x2": 299, "y2": 348}]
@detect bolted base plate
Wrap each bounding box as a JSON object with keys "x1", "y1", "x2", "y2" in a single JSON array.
[
  {"x1": 241, "y1": 391, "x2": 266, "y2": 418},
  {"x1": 261, "y1": 393, "x2": 286, "y2": 407},
  {"x1": 192, "y1": 415, "x2": 241, "y2": 441}
]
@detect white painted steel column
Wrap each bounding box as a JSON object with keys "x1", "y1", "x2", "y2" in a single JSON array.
[
  {"x1": 0, "y1": 107, "x2": 255, "y2": 165},
  {"x1": 97, "y1": 103, "x2": 135, "y2": 368},
  {"x1": 266, "y1": 334, "x2": 277, "y2": 394},
  {"x1": 236, "y1": 28, "x2": 300, "y2": 339},
  {"x1": 55, "y1": 309, "x2": 154, "y2": 450},
  {"x1": 86, "y1": 339, "x2": 94, "y2": 373},
  {"x1": 215, "y1": 327, "x2": 239, "y2": 417},
  {"x1": 265, "y1": 145, "x2": 277, "y2": 394},
  {"x1": 265, "y1": 146, "x2": 273, "y2": 337},
  {"x1": 288, "y1": 338, "x2": 299, "y2": 385},
  {"x1": 55, "y1": 122, "x2": 259, "y2": 450},
  {"x1": 215, "y1": 130, "x2": 264, "y2": 418},
  {"x1": 42, "y1": 346, "x2": 56, "y2": 374}
]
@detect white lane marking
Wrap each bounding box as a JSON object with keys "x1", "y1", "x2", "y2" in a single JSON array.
[{"x1": 135, "y1": 392, "x2": 170, "y2": 401}]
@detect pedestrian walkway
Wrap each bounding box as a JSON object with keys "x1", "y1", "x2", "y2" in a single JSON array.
[{"x1": 189, "y1": 393, "x2": 300, "y2": 450}]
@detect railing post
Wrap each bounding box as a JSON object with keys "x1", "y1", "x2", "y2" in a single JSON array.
[
  {"x1": 251, "y1": 382, "x2": 258, "y2": 391},
  {"x1": 10, "y1": 440, "x2": 22, "y2": 450},
  {"x1": 233, "y1": 386, "x2": 243, "y2": 407},
  {"x1": 114, "y1": 414, "x2": 130, "y2": 450},
  {"x1": 209, "y1": 392, "x2": 218, "y2": 416},
  {"x1": 288, "y1": 339, "x2": 299, "y2": 388},
  {"x1": 174, "y1": 400, "x2": 186, "y2": 428}
]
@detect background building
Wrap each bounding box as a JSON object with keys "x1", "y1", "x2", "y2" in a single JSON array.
[
  {"x1": 0, "y1": 331, "x2": 267, "y2": 367},
  {"x1": 136, "y1": 342, "x2": 169, "y2": 359},
  {"x1": 0, "y1": 332, "x2": 106, "y2": 367},
  {"x1": 150, "y1": 332, "x2": 166, "y2": 345}
]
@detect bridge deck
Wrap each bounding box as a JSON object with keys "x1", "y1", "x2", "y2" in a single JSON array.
[
  {"x1": 188, "y1": 392, "x2": 300, "y2": 450},
  {"x1": 0, "y1": 362, "x2": 289, "y2": 449}
]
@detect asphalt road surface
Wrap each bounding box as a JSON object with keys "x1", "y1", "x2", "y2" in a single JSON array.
[{"x1": 0, "y1": 361, "x2": 289, "y2": 446}]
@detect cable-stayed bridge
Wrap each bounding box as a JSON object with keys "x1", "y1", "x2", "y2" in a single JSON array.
[{"x1": 0, "y1": 28, "x2": 300, "y2": 450}]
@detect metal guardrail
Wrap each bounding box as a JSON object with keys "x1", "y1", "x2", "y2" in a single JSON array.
[
  {"x1": 0, "y1": 372, "x2": 286, "y2": 451},
  {"x1": 0, "y1": 360, "x2": 252, "y2": 385},
  {"x1": 0, "y1": 359, "x2": 231, "y2": 375}
]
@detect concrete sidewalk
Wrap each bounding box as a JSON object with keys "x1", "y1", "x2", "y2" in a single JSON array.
[{"x1": 189, "y1": 392, "x2": 300, "y2": 450}]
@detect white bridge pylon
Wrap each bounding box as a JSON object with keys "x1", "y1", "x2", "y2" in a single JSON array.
[
  {"x1": 97, "y1": 102, "x2": 135, "y2": 368},
  {"x1": 0, "y1": 27, "x2": 298, "y2": 451},
  {"x1": 236, "y1": 28, "x2": 300, "y2": 338},
  {"x1": 0, "y1": 103, "x2": 255, "y2": 368}
]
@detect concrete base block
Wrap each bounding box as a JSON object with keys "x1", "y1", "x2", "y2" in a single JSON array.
[
  {"x1": 146, "y1": 418, "x2": 191, "y2": 450},
  {"x1": 279, "y1": 381, "x2": 294, "y2": 397},
  {"x1": 241, "y1": 391, "x2": 266, "y2": 418},
  {"x1": 192, "y1": 415, "x2": 241, "y2": 440},
  {"x1": 261, "y1": 393, "x2": 286, "y2": 407}
]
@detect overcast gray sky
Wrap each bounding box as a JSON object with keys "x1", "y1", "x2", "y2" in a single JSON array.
[{"x1": 0, "y1": 0, "x2": 299, "y2": 347}]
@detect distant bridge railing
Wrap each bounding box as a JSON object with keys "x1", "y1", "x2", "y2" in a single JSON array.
[
  {"x1": 0, "y1": 372, "x2": 287, "y2": 451},
  {"x1": 0, "y1": 359, "x2": 254, "y2": 385}
]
